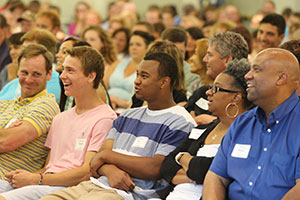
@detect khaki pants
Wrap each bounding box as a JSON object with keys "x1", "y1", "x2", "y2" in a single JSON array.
[{"x1": 40, "y1": 180, "x2": 124, "y2": 200}]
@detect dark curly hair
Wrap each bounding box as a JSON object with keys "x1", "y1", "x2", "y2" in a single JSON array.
[
  {"x1": 223, "y1": 58, "x2": 254, "y2": 110},
  {"x1": 280, "y1": 40, "x2": 300, "y2": 65}
]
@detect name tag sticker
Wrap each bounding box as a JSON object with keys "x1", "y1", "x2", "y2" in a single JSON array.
[
  {"x1": 75, "y1": 138, "x2": 87, "y2": 150},
  {"x1": 231, "y1": 144, "x2": 251, "y2": 159},
  {"x1": 132, "y1": 137, "x2": 148, "y2": 148},
  {"x1": 189, "y1": 128, "x2": 206, "y2": 140},
  {"x1": 196, "y1": 98, "x2": 209, "y2": 110}
]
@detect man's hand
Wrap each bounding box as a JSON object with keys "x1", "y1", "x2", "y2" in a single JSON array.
[
  {"x1": 8, "y1": 120, "x2": 23, "y2": 128},
  {"x1": 195, "y1": 114, "x2": 217, "y2": 125},
  {"x1": 89, "y1": 150, "x2": 111, "y2": 178},
  {"x1": 5, "y1": 169, "x2": 40, "y2": 188},
  {"x1": 5, "y1": 170, "x2": 18, "y2": 184},
  {"x1": 106, "y1": 165, "x2": 135, "y2": 191}
]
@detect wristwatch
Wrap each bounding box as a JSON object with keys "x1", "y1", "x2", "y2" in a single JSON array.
[
  {"x1": 38, "y1": 173, "x2": 43, "y2": 185},
  {"x1": 175, "y1": 152, "x2": 188, "y2": 166}
]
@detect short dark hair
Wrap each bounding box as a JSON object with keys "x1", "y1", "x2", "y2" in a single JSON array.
[
  {"x1": 8, "y1": 32, "x2": 26, "y2": 46},
  {"x1": 144, "y1": 52, "x2": 178, "y2": 90},
  {"x1": 280, "y1": 40, "x2": 300, "y2": 66},
  {"x1": 161, "y1": 27, "x2": 188, "y2": 46},
  {"x1": 0, "y1": 14, "x2": 8, "y2": 28},
  {"x1": 131, "y1": 31, "x2": 155, "y2": 46},
  {"x1": 18, "y1": 44, "x2": 53, "y2": 74},
  {"x1": 135, "y1": 21, "x2": 154, "y2": 34},
  {"x1": 223, "y1": 58, "x2": 254, "y2": 109},
  {"x1": 153, "y1": 22, "x2": 165, "y2": 35},
  {"x1": 260, "y1": 13, "x2": 286, "y2": 35},
  {"x1": 66, "y1": 46, "x2": 105, "y2": 89},
  {"x1": 63, "y1": 37, "x2": 78, "y2": 44},
  {"x1": 186, "y1": 27, "x2": 204, "y2": 40}
]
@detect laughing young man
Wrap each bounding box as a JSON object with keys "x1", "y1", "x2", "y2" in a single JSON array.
[
  {"x1": 0, "y1": 46, "x2": 116, "y2": 200},
  {"x1": 40, "y1": 52, "x2": 196, "y2": 200}
]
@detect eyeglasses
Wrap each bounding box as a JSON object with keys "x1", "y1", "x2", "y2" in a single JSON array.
[{"x1": 209, "y1": 85, "x2": 240, "y2": 94}]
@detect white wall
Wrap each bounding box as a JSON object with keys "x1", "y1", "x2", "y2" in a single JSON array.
[
  {"x1": 227, "y1": 0, "x2": 300, "y2": 16},
  {"x1": 1, "y1": 0, "x2": 299, "y2": 28}
]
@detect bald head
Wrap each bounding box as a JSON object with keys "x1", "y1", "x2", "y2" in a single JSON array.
[
  {"x1": 256, "y1": 48, "x2": 299, "y2": 84},
  {"x1": 245, "y1": 48, "x2": 299, "y2": 113}
]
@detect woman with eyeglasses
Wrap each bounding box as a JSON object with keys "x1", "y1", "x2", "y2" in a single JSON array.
[{"x1": 158, "y1": 58, "x2": 254, "y2": 200}]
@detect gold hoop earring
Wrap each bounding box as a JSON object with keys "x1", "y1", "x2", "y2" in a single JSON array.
[{"x1": 225, "y1": 103, "x2": 239, "y2": 118}]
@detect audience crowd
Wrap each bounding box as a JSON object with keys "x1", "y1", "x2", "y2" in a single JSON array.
[{"x1": 0, "y1": 0, "x2": 300, "y2": 199}]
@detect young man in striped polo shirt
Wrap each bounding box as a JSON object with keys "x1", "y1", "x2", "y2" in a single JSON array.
[{"x1": 40, "y1": 52, "x2": 196, "y2": 200}]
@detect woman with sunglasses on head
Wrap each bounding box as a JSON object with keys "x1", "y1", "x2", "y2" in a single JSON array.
[{"x1": 159, "y1": 58, "x2": 254, "y2": 200}]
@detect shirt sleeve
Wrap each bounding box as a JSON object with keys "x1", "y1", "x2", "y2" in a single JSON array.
[
  {"x1": 87, "y1": 118, "x2": 114, "y2": 152},
  {"x1": 156, "y1": 118, "x2": 193, "y2": 156},
  {"x1": 23, "y1": 96, "x2": 60, "y2": 136},
  {"x1": 105, "y1": 116, "x2": 121, "y2": 141},
  {"x1": 0, "y1": 100, "x2": 10, "y2": 115},
  {"x1": 187, "y1": 156, "x2": 214, "y2": 184},
  {"x1": 295, "y1": 153, "x2": 300, "y2": 179},
  {"x1": 159, "y1": 138, "x2": 192, "y2": 182},
  {"x1": 44, "y1": 116, "x2": 57, "y2": 149}
]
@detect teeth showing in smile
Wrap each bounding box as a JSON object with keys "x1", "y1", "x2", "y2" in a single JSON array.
[{"x1": 247, "y1": 83, "x2": 253, "y2": 88}]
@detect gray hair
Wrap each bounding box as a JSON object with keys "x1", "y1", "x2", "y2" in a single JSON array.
[
  {"x1": 223, "y1": 58, "x2": 254, "y2": 109},
  {"x1": 208, "y1": 31, "x2": 249, "y2": 59}
]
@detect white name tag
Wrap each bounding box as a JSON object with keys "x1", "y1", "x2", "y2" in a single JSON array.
[
  {"x1": 132, "y1": 137, "x2": 148, "y2": 148},
  {"x1": 196, "y1": 98, "x2": 209, "y2": 110},
  {"x1": 189, "y1": 128, "x2": 206, "y2": 140},
  {"x1": 75, "y1": 138, "x2": 87, "y2": 150},
  {"x1": 231, "y1": 144, "x2": 251, "y2": 159}
]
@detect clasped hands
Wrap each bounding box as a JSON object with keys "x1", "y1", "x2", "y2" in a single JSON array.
[{"x1": 89, "y1": 149, "x2": 136, "y2": 191}]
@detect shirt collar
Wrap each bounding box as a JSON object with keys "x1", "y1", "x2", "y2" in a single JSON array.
[
  {"x1": 16, "y1": 89, "x2": 48, "y2": 103},
  {"x1": 254, "y1": 91, "x2": 299, "y2": 126}
]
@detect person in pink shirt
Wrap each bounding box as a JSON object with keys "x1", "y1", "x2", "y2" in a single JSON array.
[{"x1": 0, "y1": 46, "x2": 117, "y2": 200}]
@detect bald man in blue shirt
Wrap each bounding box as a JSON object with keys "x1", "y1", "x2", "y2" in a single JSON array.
[{"x1": 203, "y1": 48, "x2": 300, "y2": 200}]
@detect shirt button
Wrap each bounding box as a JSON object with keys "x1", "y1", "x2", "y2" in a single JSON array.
[
  {"x1": 249, "y1": 182, "x2": 253, "y2": 186},
  {"x1": 276, "y1": 120, "x2": 279, "y2": 124},
  {"x1": 264, "y1": 148, "x2": 267, "y2": 151},
  {"x1": 258, "y1": 166, "x2": 262, "y2": 170},
  {"x1": 267, "y1": 129, "x2": 271, "y2": 133}
]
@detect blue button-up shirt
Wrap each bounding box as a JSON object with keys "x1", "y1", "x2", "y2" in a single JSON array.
[{"x1": 210, "y1": 92, "x2": 300, "y2": 200}]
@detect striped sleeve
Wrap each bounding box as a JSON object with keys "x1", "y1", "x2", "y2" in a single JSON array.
[
  {"x1": 23, "y1": 94, "x2": 60, "y2": 136},
  {"x1": 0, "y1": 100, "x2": 11, "y2": 115}
]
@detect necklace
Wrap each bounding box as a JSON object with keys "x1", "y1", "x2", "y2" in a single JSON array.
[{"x1": 211, "y1": 134, "x2": 218, "y2": 141}]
